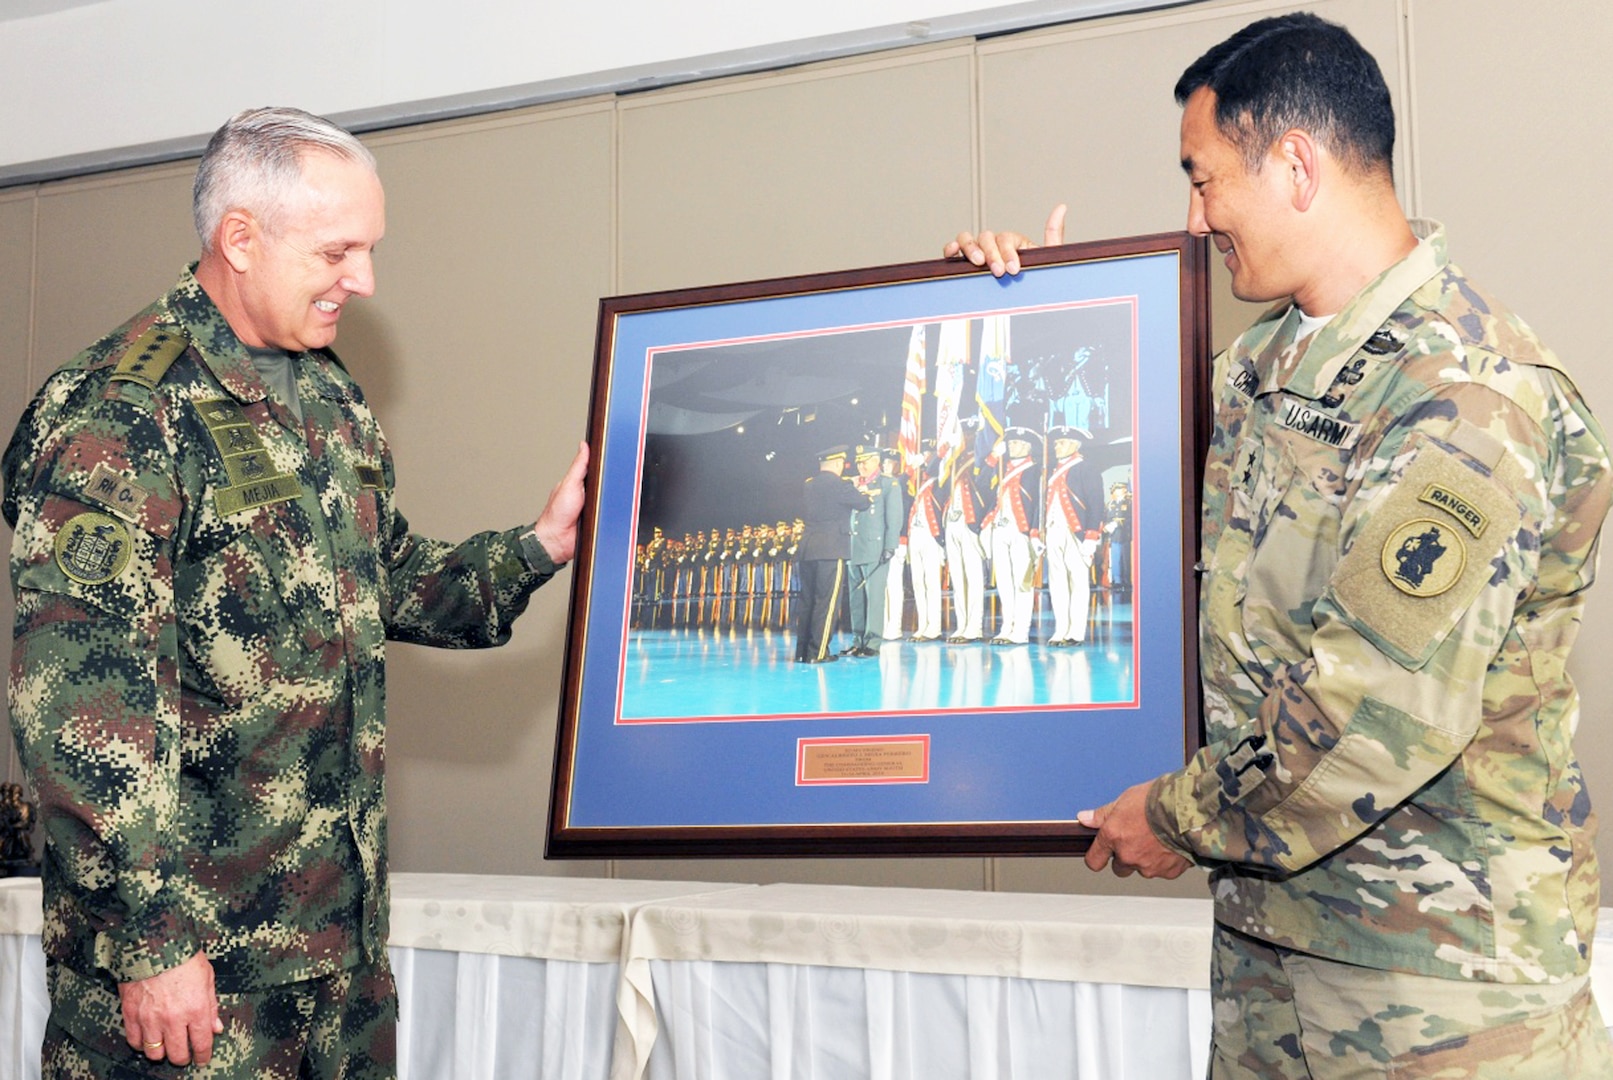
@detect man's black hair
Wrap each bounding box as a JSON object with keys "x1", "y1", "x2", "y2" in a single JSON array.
[{"x1": 1174, "y1": 12, "x2": 1395, "y2": 177}]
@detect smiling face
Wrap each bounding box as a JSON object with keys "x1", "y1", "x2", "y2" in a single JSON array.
[
  {"x1": 230, "y1": 150, "x2": 385, "y2": 352},
  {"x1": 1179, "y1": 87, "x2": 1298, "y2": 305}
]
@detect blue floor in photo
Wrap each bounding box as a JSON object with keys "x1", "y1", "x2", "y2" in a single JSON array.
[{"x1": 620, "y1": 605, "x2": 1135, "y2": 720}]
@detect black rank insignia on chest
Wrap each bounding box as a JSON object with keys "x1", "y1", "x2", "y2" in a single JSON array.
[
  {"x1": 1319, "y1": 355, "x2": 1370, "y2": 409},
  {"x1": 193, "y1": 397, "x2": 304, "y2": 516},
  {"x1": 1362, "y1": 327, "x2": 1403, "y2": 356}
]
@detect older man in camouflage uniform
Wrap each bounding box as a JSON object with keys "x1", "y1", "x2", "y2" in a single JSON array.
[
  {"x1": 951, "y1": 12, "x2": 1613, "y2": 1079},
  {"x1": 4, "y1": 107, "x2": 587, "y2": 1078}
]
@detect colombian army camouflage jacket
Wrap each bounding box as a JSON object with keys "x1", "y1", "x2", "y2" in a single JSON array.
[
  {"x1": 4, "y1": 268, "x2": 556, "y2": 993},
  {"x1": 1147, "y1": 223, "x2": 1612, "y2": 983}
]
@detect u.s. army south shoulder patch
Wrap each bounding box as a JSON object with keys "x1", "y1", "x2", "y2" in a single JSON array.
[
  {"x1": 1381, "y1": 518, "x2": 1465, "y2": 597},
  {"x1": 54, "y1": 511, "x2": 132, "y2": 585},
  {"x1": 1332, "y1": 439, "x2": 1522, "y2": 668}
]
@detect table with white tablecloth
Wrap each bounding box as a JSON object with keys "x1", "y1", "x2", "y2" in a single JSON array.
[
  {"x1": 3, "y1": 874, "x2": 1613, "y2": 1080},
  {"x1": 0, "y1": 874, "x2": 753, "y2": 1080},
  {"x1": 621, "y1": 882, "x2": 1215, "y2": 1080},
  {"x1": 385, "y1": 874, "x2": 754, "y2": 1080}
]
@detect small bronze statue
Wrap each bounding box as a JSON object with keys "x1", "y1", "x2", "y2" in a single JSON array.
[{"x1": 0, "y1": 782, "x2": 39, "y2": 876}]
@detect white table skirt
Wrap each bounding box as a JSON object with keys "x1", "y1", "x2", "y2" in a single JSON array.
[
  {"x1": 645, "y1": 960, "x2": 1212, "y2": 1080},
  {"x1": 0, "y1": 933, "x2": 45, "y2": 1080},
  {"x1": 395, "y1": 948, "x2": 622, "y2": 1080}
]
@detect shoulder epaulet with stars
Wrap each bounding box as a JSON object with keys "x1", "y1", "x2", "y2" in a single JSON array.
[{"x1": 108, "y1": 325, "x2": 190, "y2": 390}]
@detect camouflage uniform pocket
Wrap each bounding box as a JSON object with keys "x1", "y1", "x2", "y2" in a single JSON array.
[
  {"x1": 1242, "y1": 439, "x2": 1341, "y2": 661},
  {"x1": 173, "y1": 519, "x2": 335, "y2": 708}
]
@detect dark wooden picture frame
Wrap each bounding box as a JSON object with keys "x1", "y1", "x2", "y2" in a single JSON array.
[{"x1": 547, "y1": 233, "x2": 1211, "y2": 858}]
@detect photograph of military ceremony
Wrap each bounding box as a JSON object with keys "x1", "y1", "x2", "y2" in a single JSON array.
[{"x1": 619, "y1": 299, "x2": 1138, "y2": 721}]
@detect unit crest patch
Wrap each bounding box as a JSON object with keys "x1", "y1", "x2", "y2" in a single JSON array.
[
  {"x1": 1381, "y1": 519, "x2": 1465, "y2": 597},
  {"x1": 55, "y1": 512, "x2": 132, "y2": 585}
]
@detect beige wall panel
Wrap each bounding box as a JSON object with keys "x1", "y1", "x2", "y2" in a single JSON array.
[
  {"x1": 1409, "y1": 0, "x2": 1613, "y2": 883},
  {"x1": 0, "y1": 191, "x2": 33, "y2": 472},
  {"x1": 345, "y1": 104, "x2": 615, "y2": 876},
  {"x1": 31, "y1": 164, "x2": 197, "y2": 379},
  {"x1": 0, "y1": 191, "x2": 35, "y2": 785},
  {"x1": 0, "y1": 192, "x2": 33, "y2": 388},
  {"x1": 978, "y1": 0, "x2": 1403, "y2": 355},
  {"x1": 997, "y1": 857, "x2": 1212, "y2": 899},
  {"x1": 618, "y1": 46, "x2": 977, "y2": 294}
]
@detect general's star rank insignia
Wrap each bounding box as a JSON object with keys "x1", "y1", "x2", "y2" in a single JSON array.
[{"x1": 54, "y1": 512, "x2": 132, "y2": 585}]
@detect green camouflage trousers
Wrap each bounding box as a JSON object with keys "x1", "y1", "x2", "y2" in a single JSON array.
[
  {"x1": 1210, "y1": 924, "x2": 1613, "y2": 1078},
  {"x1": 41, "y1": 958, "x2": 397, "y2": 1079}
]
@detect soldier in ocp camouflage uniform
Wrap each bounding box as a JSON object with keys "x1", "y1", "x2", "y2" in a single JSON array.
[
  {"x1": 4, "y1": 107, "x2": 587, "y2": 1078},
  {"x1": 1166, "y1": 210, "x2": 1613, "y2": 1077},
  {"x1": 953, "y1": 12, "x2": 1613, "y2": 1079}
]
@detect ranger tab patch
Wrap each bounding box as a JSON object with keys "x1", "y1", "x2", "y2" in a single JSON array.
[
  {"x1": 1418, "y1": 484, "x2": 1487, "y2": 538},
  {"x1": 55, "y1": 512, "x2": 132, "y2": 585}
]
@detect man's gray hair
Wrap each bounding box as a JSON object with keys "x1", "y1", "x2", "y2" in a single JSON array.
[{"x1": 193, "y1": 107, "x2": 376, "y2": 252}]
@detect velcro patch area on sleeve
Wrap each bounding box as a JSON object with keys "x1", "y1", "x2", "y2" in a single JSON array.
[{"x1": 1332, "y1": 441, "x2": 1522, "y2": 669}]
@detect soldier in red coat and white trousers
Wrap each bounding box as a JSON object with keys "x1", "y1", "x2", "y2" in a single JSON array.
[
  {"x1": 942, "y1": 447, "x2": 989, "y2": 643},
  {"x1": 1043, "y1": 426, "x2": 1107, "y2": 646},
  {"x1": 905, "y1": 449, "x2": 945, "y2": 640},
  {"x1": 985, "y1": 427, "x2": 1042, "y2": 644}
]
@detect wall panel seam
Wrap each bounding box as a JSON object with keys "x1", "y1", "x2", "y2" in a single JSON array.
[
  {"x1": 1398, "y1": 0, "x2": 1422, "y2": 220},
  {"x1": 974, "y1": 0, "x2": 1292, "y2": 54},
  {"x1": 970, "y1": 38, "x2": 984, "y2": 241},
  {"x1": 615, "y1": 40, "x2": 977, "y2": 112},
  {"x1": 360, "y1": 97, "x2": 617, "y2": 150}
]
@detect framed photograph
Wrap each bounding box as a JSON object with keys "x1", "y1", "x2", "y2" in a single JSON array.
[{"x1": 547, "y1": 232, "x2": 1210, "y2": 858}]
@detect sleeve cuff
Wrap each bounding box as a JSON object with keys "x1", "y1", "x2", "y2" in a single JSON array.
[
  {"x1": 517, "y1": 528, "x2": 559, "y2": 575},
  {"x1": 94, "y1": 899, "x2": 200, "y2": 984},
  {"x1": 1144, "y1": 774, "x2": 1196, "y2": 860}
]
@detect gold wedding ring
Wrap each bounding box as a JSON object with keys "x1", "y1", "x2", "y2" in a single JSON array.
[{"x1": 144, "y1": 1040, "x2": 165, "y2": 1050}]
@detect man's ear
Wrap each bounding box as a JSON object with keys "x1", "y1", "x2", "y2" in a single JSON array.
[
  {"x1": 1278, "y1": 128, "x2": 1322, "y2": 213},
  {"x1": 214, "y1": 209, "x2": 260, "y2": 273}
]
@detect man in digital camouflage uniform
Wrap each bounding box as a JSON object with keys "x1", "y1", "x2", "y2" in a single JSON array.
[
  {"x1": 4, "y1": 107, "x2": 588, "y2": 1078},
  {"x1": 950, "y1": 12, "x2": 1613, "y2": 1079}
]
